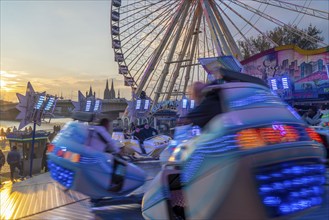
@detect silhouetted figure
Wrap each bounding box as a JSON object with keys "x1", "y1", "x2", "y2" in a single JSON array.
[
  {"x1": 42, "y1": 143, "x2": 49, "y2": 172},
  {"x1": 0, "y1": 128, "x2": 5, "y2": 136},
  {"x1": 6, "y1": 127, "x2": 11, "y2": 134},
  {"x1": 7, "y1": 146, "x2": 22, "y2": 182},
  {"x1": 0, "y1": 149, "x2": 5, "y2": 179}
]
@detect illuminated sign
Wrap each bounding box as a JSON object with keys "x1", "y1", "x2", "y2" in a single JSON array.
[
  {"x1": 44, "y1": 96, "x2": 55, "y2": 111},
  {"x1": 190, "y1": 100, "x2": 195, "y2": 109},
  {"x1": 85, "y1": 100, "x2": 92, "y2": 112},
  {"x1": 144, "y1": 99, "x2": 150, "y2": 110},
  {"x1": 182, "y1": 99, "x2": 188, "y2": 109},
  {"x1": 270, "y1": 79, "x2": 278, "y2": 90},
  {"x1": 136, "y1": 99, "x2": 141, "y2": 110},
  {"x1": 34, "y1": 95, "x2": 46, "y2": 110},
  {"x1": 282, "y1": 77, "x2": 289, "y2": 89}
]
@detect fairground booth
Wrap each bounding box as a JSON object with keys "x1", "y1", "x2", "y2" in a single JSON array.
[{"x1": 6, "y1": 131, "x2": 50, "y2": 176}]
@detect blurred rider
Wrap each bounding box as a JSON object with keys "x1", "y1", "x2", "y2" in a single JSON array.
[
  {"x1": 185, "y1": 71, "x2": 224, "y2": 128},
  {"x1": 88, "y1": 118, "x2": 121, "y2": 154}
]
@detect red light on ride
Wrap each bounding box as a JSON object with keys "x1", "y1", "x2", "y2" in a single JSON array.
[
  {"x1": 57, "y1": 149, "x2": 64, "y2": 157},
  {"x1": 305, "y1": 128, "x2": 323, "y2": 144},
  {"x1": 64, "y1": 151, "x2": 72, "y2": 159},
  {"x1": 237, "y1": 129, "x2": 265, "y2": 149},
  {"x1": 47, "y1": 143, "x2": 55, "y2": 153},
  {"x1": 237, "y1": 125, "x2": 300, "y2": 149}
]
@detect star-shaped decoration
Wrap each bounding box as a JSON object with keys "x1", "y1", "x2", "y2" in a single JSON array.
[{"x1": 16, "y1": 82, "x2": 36, "y2": 130}]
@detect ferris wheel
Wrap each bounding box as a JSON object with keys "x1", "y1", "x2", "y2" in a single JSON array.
[{"x1": 110, "y1": 0, "x2": 328, "y2": 106}]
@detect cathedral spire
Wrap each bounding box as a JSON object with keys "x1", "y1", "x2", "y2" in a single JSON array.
[
  {"x1": 106, "y1": 79, "x2": 109, "y2": 90},
  {"x1": 109, "y1": 79, "x2": 116, "y2": 99},
  {"x1": 104, "y1": 79, "x2": 111, "y2": 99},
  {"x1": 88, "y1": 85, "x2": 93, "y2": 97}
]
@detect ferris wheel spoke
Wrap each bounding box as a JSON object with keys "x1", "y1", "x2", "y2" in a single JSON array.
[
  {"x1": 125, "y1": 11, "x2": 176, "y2": 77},
  {"x1": 215, "y1": 1, "x2": 257, "y2": 54},
  {"x1": 254, "y1": 0, "x2": 329, "y2": 20},
  {"x1": 232, "y1": 0, "x2": 327, "y2": 46},
  {"x1": 119, "y1": 0, "x2": 145, "y2": 10},
  {"x1": 221, "y1": 0, "x2": 278, "y2": 47},
  {"x1": 121, "y1": 2, "x2": 177, "y2": 46},
  {"x1": 120, "y1": 1, "x2": 175, "y2": 31},
  {"x1": 120, "y1": 0, "x2": 164, "y2": 17}
]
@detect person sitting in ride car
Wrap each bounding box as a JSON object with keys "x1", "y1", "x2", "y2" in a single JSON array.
[
  {"x1": 88, "y1": 118, "x2": 121, "y2": 154},
  {"x1": 132, "y1": 127, "x2": 147, "y2": 154},
  {"x1": 141, "y1": 123, "x2": 158, "y2": 140},
  {"x1": 302, "y1": 106, "x2": 322, "y2": 126}
]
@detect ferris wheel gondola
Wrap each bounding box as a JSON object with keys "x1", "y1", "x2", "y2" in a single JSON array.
[{"x1": 110, "y1": 0, "x2": 328, "y2": 108}]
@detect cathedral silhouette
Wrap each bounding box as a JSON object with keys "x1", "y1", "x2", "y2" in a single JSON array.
[{"x1": 86, "y1": 79, "x2": 120, "y2": 100}]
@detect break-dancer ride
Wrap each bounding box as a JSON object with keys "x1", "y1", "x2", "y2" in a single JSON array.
[
  {"x1": 47, "y1": 114, "x2": 147, "y2": 200},
  {"x1": 141, "y1": 67, "x2": 327, "y2": 219}
]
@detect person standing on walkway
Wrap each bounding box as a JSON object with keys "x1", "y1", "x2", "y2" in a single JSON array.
[
  {"x1": 0, "y1": 149, "x2": 5, "y2": 181},
  {"x1": 7, "y1": 146, "x2": 22, "y2": 182}
]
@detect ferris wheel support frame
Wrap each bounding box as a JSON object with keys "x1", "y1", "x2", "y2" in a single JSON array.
[
  {"x1": 200, "y1": 0, "x2": 228, "y2": 56},
  {"x1": 183, "y1": 11, "x2": 203, "y2": 95},
  {"x1": 135, "y1": 0, "x2": 188, "y2": 98},
  {"x1": 165, "y1": 3, "x2": 203, "y2": 100},
  {"x1": 153, "y1": 0, "x2": 192, "y2": 105}
]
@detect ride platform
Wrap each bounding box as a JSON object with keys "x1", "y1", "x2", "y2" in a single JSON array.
[{"x1": 1, "y1": 167, "x2": 328, "y2": 220}]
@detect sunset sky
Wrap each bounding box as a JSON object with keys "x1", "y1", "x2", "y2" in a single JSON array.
[{"x1": 1, "y1": 1, "x2": 328, "y2": 102}]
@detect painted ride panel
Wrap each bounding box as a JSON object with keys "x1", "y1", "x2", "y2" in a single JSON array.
[
  {"x1": 47, "y1": 121, "x2": 146, "y2": 199},
  {"x1": 142, "y1": 80, "x2": 327, "y2": 219}
]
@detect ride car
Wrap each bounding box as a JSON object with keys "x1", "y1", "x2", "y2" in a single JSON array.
[{"x1": 142, "y1": 68, "x2": 327, "y2": 220}]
